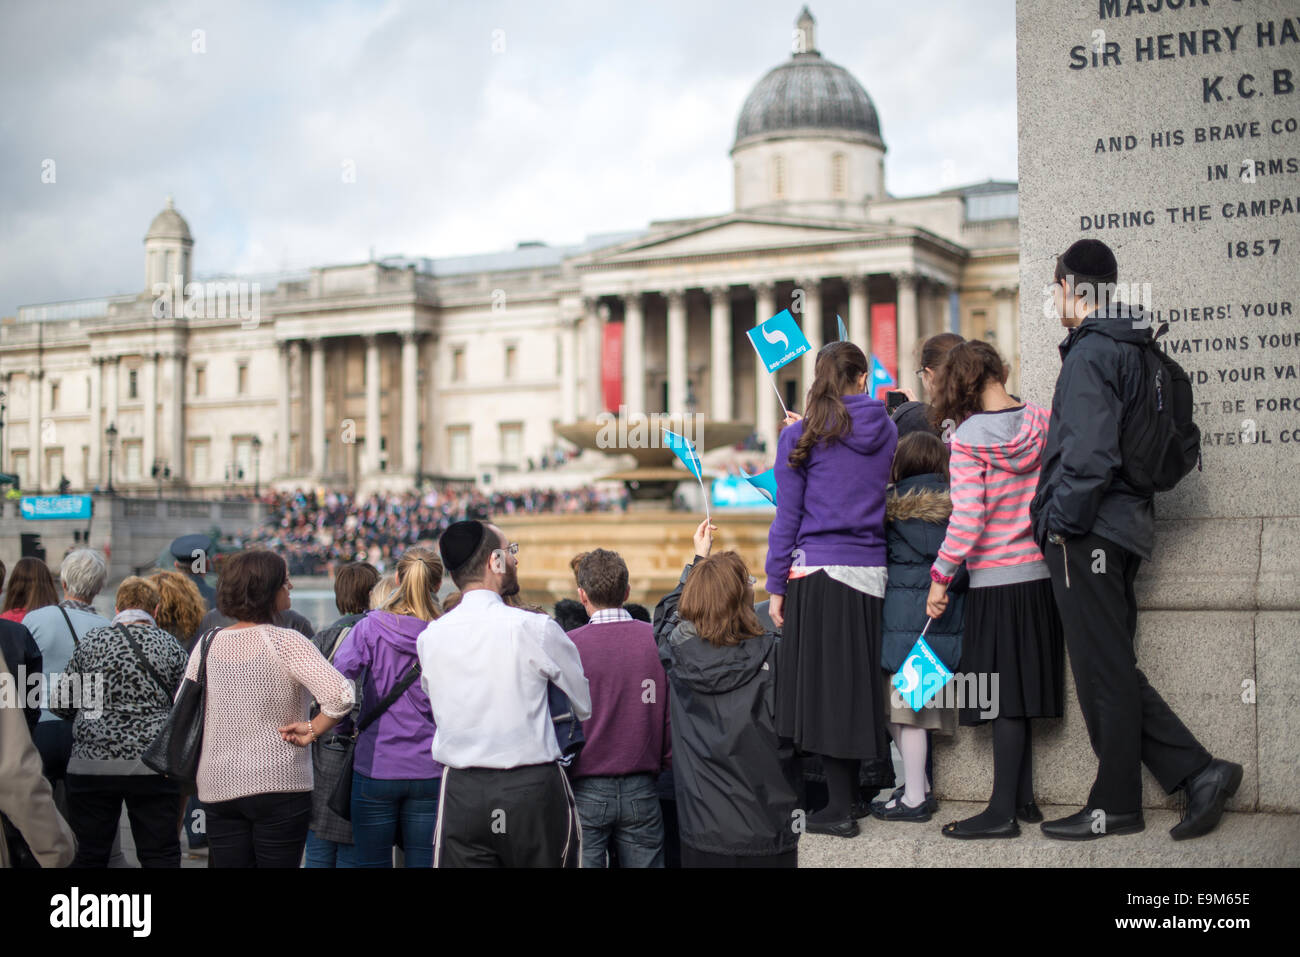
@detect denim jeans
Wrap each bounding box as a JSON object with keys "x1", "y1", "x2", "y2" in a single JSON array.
[
  {"x1": 350, "y1": 771, "x2": 440, "y2": 868},
  {"x1": 304, "y1": 829, "x2": 357, "y2": 868},
  {"x1": 573, "y1": 773, "x2": 665, "y2": 868}
]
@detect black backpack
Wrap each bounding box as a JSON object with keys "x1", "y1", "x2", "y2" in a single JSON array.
[{"x1": 1118, "y1": 323, "x2": 1201, "y2": 493}]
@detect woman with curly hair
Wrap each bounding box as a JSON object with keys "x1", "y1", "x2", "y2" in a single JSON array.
[{"x1": 148, "y1": 571, "x2": 206, "y2": 649}]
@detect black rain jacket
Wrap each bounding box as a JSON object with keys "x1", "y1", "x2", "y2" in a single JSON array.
[
  {"x1": 1030, "y1": 304, "x2": 1157, "y2": 559},
  {"x1": 653, "y1": 563, "x2": 800, "y2": 858}
]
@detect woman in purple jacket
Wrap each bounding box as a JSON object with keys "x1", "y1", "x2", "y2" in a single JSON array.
[
  {"x1": 766, "y1": 342, "x2": 898, "y2": 838},
  {"x1": 332, "y1": 547, "x2": 443, "y2": 867}
]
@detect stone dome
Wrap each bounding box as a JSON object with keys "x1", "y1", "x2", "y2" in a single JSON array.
[
  {"x1": 732, "y1": 9, "x2": 883, "y2": 153},
  {"x1": 145, "y1": 196, "x2": 192, "y2": 242}
]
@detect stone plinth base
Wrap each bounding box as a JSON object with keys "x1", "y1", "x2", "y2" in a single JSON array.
[{"x1": 797, "y1": 803, "x2": 1300, "y2": 868}]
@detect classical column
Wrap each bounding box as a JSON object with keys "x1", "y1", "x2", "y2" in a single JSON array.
[
  {"x1": 799, "y1": 278, "x2": 823, "y2": 391},
  {"x1": 896, "y1": 273, "x2": 920, "y2": 388},
  {"x1": 142, "y1": 353, "x2": 157, "y2": 480},
  {"x1": 560, "y1": 317, "x2": 578, "y2": 423},
  {"x1": 582, "y1": 297, "x2": 605, "y2": 417},
  {"x1": 401, "y1": 332, "x2": 419, "y2": 473},
  {"x1": 88, "y1": 359, "x2": 103, "y2": 484},
  {"x1": 849, "y1": 276, "x2": 871, "y2": 361},
  {"x1": 622, "y1": 293, "x2": 645, "y2": 414},
  {"x1": 994, "y1": 285, "x2": 1019, "y2": 388},
  {"x1": 310, "y1": 339, "x2": 326, "y2": 476},
  {"x1": 364, "y1": 335, "x2": 381, "y2": 474},
  {"x1": 166, "y1": 351, "x2": 185, "y2": 480},
  {"x1": 29, "y1": 370, "x2": 43, "y2": 491},
  {"x1": 104, "y1": 358, "x2": 119, "y2": 480},
  {"x1": 754, "y1": 283, "x2": 779, "y2": 455},
  {"x1": 931, "y1": 281, "x2": 952, "y2": 338},
  {"x1": 666, "y1": 289, "x2": 688, "y2": 414},
  {"x1": 709, "y1": 287, "x2": 732, "y2": 421},
  {"x1": 287, "y1": 340, "x2": 304, "y2": 474},
  {"x1": 277, "y1": 343, "x2": 292, "y2": 475}
]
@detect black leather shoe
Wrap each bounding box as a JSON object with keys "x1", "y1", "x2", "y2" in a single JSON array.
[
  {"x1": 850, "y1": 800, "x2": 871, "y2": 820},
  {"x1": 1040, "y1": 807, "x2": 1144, "y2": 841},
  {"x1": 940, "y1": 816, "x2": 1019, "y2": 839},
  {"x1": 879, "y1": 785, "x2": 938, "y2": 814},
  {"x1": 1017, "y1": 802, "x2": 1044, "y2": 823},
  {"x1": 870, "y1": 795, "x2": 932, "y2": 822},
  {"x1": 806, "y1": 816, "x2": 860, "y2": 838},
  {"x1": 1170, "y1": 759, "x2": 1242, "y2": 841}
]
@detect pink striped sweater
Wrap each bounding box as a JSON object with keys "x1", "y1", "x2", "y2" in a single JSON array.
[{"x1": 932, "y1": 403, "x2": 1051, "y2": 588}]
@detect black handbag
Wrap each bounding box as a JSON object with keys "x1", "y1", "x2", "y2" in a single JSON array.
[
  {"x1": 142, "y1": 628, "x2": 218, "y2": 793},
  {"x1": 326, "y1": 660, "x2": 421, "y2": 820}
]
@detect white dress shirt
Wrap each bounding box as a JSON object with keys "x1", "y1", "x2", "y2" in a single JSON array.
[{"x1": 417, "y1": 589, "x2": 592, "y2": 770}]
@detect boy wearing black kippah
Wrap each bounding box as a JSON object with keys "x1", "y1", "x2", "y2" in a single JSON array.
[
  {"x1": 418, "y1": 520, "x2": 592, "y2": 867},
  {"x1": 1031, "y1": 239, "x2": 1241, "y2": 843}
]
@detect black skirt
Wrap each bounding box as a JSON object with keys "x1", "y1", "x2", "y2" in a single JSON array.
[
  {"x1": 958, "y1": 576, "x2": 1065, "y2": 726},
  {"x1": 776, "y1": 570, "x2": 890, "y2": 762}
]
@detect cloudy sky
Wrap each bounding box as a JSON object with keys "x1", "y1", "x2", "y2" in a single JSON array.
[{"x1": 0, "y1": 0, "x2": 1017, "y2": 317}]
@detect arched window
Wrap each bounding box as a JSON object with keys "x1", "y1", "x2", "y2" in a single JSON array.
[
  {"x1": 831, "y1": 152, "x2": 846, "y2": 196},
  {"x1": 772, "y1": 155, "x2": 786, "y2": 199}
]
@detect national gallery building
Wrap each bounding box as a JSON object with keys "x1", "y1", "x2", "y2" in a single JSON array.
[{"x1": 0, "y1": 9, "x2": 1020, "y2": 496}]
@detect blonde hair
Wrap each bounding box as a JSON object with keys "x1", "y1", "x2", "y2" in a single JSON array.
[
  {"x1": 116, "y1": 576, "x2": 162, "y2": 615},
  {"x1": 148, "y1": 571, "x2": 204, "y2": 641},
  {"x1": 383, "y1": 547, "x2": 444, "y2": 622},
  {"x1": 370, "y1": 572, "x2": 398, "y2": 610}
]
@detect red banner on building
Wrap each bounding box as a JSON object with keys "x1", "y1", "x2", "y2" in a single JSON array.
[
  {"x1": 870, "y1": 302, "x2": 898, "y2": 401},
  {"x1": 602, "y1": 321, "x2": 624, "y2": 413}
]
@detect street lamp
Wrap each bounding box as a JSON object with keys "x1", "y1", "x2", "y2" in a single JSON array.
[
  {"x1": 151, "y1": 459, "x2": 171, "y2": 499},
  {"x1": 251, "y1": 435, "x2": 262, "y2": 498},
  {"x1": 105, "y1": 423, "x2": 118, "y2": 495},
  {"x1": 0, "y1": 389, "x2": 7, "y2": 474}
]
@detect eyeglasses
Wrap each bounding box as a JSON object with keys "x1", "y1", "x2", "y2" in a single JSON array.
[
  {"x1": 506, "y1": 543, "x2": 520, "y2": 556},
  {"x1": 747, "y1": 575, "x2": 757, "y2": 586}
]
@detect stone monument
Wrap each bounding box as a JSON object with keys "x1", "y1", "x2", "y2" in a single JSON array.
[{"x1": 936, "y1": 0, "x2": 1300, "y2": 823}]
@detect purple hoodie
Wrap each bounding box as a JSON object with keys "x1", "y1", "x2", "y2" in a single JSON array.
[
  {"x1": 765, "y1": 392, "x2": 898, "y2": 595},
  {"x1": 332, "y1": 610, "x2": 441, "y2": 780}
]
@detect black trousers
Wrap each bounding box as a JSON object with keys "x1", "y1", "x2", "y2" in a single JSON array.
[
  {"x1": 681, "y1": 844, "x2": 797, "y2": 868},
  {"x1": 204, "y1": 790, "x2": 312, "y2": 868},
  {"x1": 66, "y1": 774, "x2": 182, "y2": 868},
  {"x1": 434, "y1": 763, "x2": 580, "y2": 868},
  {"x1": 1045, "y1": 532, "x2": 1211, "y2": 813}
]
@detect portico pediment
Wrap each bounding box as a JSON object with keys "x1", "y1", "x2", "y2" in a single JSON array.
[{"x1": 583, "y1": 214, "x2": 901, "y2": 265}]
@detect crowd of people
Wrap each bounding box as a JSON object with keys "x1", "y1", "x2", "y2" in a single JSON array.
[
  {"x1": 0, "y1": 239, "x2": 1242, "y2": 869},
  {"x1": 236, "y1": 486, "x2": 628, "y2": 576}
]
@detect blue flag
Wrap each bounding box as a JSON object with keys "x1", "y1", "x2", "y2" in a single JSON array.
[
  {"x1": 891, "y1": 635, "x2": 954, "y2": 712},
  {"x1": 869, "y1": 353, "x2": 896, "y2": 393},
  {"x1": 746, "y1": 309, "x2": 811, "y2": 374},
  {"x1": 662, "y1": 428, "x2": 703, "y2": 481},
  {"x1": 739, "y1": 468, "x2": 777, "y2": 505},
  {"x1": 836, "y1": 314, "x2": 849, "y2": 342}
]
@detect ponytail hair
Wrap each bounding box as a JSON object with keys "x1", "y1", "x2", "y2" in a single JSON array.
[
  {"x1": 788, "y1": 341, "x2": 869, "y2": 469},
  {"x1": 383, "y1": 546, "x2": 444, "y2": 622},
  {"x1": 927, "y1": 340, "x2": 1008, "y2": 430}
]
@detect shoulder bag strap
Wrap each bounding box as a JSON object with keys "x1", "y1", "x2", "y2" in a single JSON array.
[
  {"x1": 326, "y1": 624, "x2": 353, "y2": 664},
  {"x1": 116, "y1": 623, "x2": 173, "y2": 705},
  {"x1": 57, "y1": 605, "x2": 80, "y2": 647},
  {"x1": 355, "y1": 659, "x2": 421, "y2": 734}
]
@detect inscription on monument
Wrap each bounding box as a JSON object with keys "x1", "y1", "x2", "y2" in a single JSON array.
[{"x1": 1018, "y1": 0, "x2": 1300, "y2": 516}]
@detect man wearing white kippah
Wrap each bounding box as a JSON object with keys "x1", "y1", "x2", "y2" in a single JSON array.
[{"x1": 419, "y1": 520, "x2": 591, "y2": 867}]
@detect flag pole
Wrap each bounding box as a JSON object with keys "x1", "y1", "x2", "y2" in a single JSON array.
[{"x1": 770, "y1": 375, "x2": 789, "y2": 417}]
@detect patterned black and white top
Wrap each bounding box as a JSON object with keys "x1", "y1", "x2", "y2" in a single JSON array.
[{"x1": 53, "y1": 620, "x2": 188, "y2": 776}]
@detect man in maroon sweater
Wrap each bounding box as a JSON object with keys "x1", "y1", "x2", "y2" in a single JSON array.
[{"x1": 565, "y1": 549, "x2": 671, "y2": 868}]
